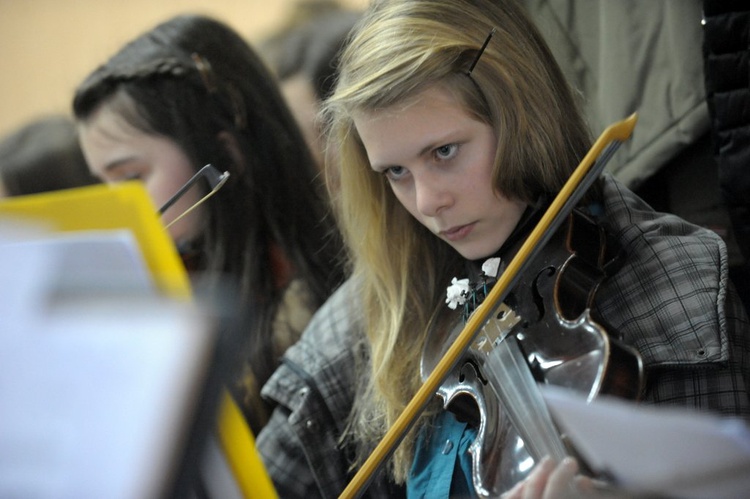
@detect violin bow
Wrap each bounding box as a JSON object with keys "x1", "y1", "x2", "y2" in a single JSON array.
[{"x1": 339, "y1": 113, "x2": 638, "y2": 499}]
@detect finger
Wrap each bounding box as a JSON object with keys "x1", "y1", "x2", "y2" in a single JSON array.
[
  {"x1": 500, "y1": 457, "x2": 554, "y2": 499},
  {"x1": 523, "y1": 457, "x2": 556, "y2": 499},
  {"x1": 574, "y1": 474, "x2": 595, "y2": 495},
  {"x1": 500, "y1": 478, "x2": 526, "y2": 499},
  {"x1": 543, "y1": 457, "x2": 579, "y2": 499}
]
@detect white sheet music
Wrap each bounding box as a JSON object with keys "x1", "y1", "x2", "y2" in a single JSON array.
[
  {"x1": 0, "y1": 222, "x2": 213, "y2": 499},
  {"x1": 542, "y1": 384, "x2": 750, "y2": 499}
]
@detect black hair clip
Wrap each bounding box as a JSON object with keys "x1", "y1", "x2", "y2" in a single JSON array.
[{"x1": 466, "y1": 28, "x2": 496, "y2": 77}]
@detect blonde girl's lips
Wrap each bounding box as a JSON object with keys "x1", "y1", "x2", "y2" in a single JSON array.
[{"x1": 440, "y1": 223, "x2": 475, "y2": 242}]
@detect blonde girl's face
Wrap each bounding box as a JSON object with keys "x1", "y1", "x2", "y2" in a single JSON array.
[
  {"x1": 78, "y1": 103, "x2": 206, "y2": 248},
  {"x1": 353, "y1": 85, "x2": 527, "y2": 261}
]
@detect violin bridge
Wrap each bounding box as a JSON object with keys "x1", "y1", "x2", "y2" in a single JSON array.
[{"x1": 472, "y1": 302, "x2": 521, "y2": 355}]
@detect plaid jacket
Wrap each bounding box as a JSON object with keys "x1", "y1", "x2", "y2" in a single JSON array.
[
  {"x1": 595, "y1": 175, "x2": 750, "y2": 415},
  {"x1": 256, "y1": 278, "x2": 403, "y2": 498},
  {"x1": 256, "y1": 174, "x2": 750, "y2": 498}
]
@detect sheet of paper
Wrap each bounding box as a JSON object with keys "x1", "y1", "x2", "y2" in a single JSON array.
[
  {"x1": 5, "y1": 229, "x2": 155, "y2": 295},
  {"x1": 0, "y1": 222, "x2": 215, "y2": 499},
  {"x1": 0, "y1": 221, "x2": 57, "y2": 333},
  {"x1": 0, "y1": 299, "x2": 213, "y2": 499},
  {"x1": 542, "y1": 385, "x2": 750, "y2": 499}
]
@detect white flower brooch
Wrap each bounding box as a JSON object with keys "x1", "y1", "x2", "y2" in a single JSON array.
[
  {"x1": 445, "y1": 257, "x2": 502, "y2": 312},
  {"x1": 445, "y1": 277, "x2": 471, "y2": 310}
]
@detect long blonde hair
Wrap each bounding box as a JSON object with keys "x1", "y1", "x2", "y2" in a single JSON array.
[{"x1": 323, "y1": 0, "x2": 591, "y2": 482}]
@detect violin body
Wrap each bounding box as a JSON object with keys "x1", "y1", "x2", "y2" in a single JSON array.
[{"x1": 421, "y1": 210, "x2": 645, "y2": 497}]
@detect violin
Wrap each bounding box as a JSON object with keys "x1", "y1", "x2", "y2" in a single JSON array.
[
  {"x1": 421, "y1": 207, "x2": 645, "y2": 496},
  {"x1": 339, "y1": 113, "x2": 640, "y2": 499}
]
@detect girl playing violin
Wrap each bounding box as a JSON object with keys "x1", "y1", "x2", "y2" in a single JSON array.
[{"x1": 256, "y1": 0, "x2": 750, "y2": 497}]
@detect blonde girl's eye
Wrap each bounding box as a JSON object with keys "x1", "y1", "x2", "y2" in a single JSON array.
[
  {"x1": 434, "y1": 143, "x2": 459, "y2": 161},
  {"x1": 383, "y1": 165, "x2": 409, "y2": 181}
]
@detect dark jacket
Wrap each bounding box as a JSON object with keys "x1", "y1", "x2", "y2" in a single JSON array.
[{"x1": 702, "y1": 1, "x2": 750, "y2": 263}]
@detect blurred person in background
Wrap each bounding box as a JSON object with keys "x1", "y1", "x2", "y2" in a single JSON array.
[
  {"x1": 0, "y1": 115, "x2": 99, "y2": 198},
  {"x1": 259, "y1": 0, "x2": 361, "y2": 173}
]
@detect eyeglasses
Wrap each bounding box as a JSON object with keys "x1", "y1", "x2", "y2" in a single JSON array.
[{"x1": 158, "y1": 164, "x2": 230, "y2": 229}]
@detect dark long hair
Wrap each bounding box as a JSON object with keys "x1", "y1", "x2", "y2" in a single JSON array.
[{"x1": 73, "y1": 15, "x2": 345, "y2": 419}]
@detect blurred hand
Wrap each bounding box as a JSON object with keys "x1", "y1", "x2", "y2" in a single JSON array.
[{"x1": 500, "y1": 456, "x2": 602, "y2": 499}]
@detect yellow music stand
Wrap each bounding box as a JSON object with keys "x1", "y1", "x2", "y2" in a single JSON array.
[
  {"x1": 0, "y1": 181, "x2": 189, "y2": 298},
  {"x1": 0, "y1": 181, "x2": 277, "y2": 499}
]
